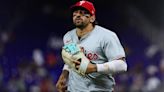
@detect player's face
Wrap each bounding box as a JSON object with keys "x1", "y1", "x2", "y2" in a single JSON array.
[{"x1": 72, "y1": 9, "x2": 91, "y2": 29}]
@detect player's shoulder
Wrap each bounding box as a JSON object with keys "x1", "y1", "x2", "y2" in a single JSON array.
[
  {"x1": 95, "y1": 25, "x2": 117, "y2": 37},
  {"x1": 63, "y1": 28, "x2": 76, "y2": 38},
  {"x1": 63, "y1": 29, "x2": 76, "y2": 44}
]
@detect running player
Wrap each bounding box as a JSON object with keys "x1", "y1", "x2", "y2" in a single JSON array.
[{"x1": 56, "y1": 1, "x2": 128, "y2": 92}]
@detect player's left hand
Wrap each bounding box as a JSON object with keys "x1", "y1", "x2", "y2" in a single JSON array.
[{"x1": 73, "y1": 60, "x2": 97, "y2": 74}]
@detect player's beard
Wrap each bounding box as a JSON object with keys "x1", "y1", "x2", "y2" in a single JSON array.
[{"x1": 73, "y1": 20, "x2": 89, "y2": 29}]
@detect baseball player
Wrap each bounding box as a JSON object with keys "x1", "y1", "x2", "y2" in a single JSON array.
[{"x1": 56, "y1": 0, "x2": 128, "y2": 92}]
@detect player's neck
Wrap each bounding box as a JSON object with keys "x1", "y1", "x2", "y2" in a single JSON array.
[{"x1": 76, "y1": 24, "x2": 94, "y2": 38}]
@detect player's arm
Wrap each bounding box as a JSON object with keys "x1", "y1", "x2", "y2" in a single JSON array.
[
  {"x1": 80, "y1": 57, "x2": 127, "y2": 74},
  {"x1": 95, "y1": 32, "x2": 127, "y2": 74},
  {"x1": 56, "y1": 65, "x2": 69, "y2": 92},
  {"x1": 96, "y1": 57, "x2": 127, "y2": 74},
  {"x1": 56, "y1": 32, "x2": 71, "y2": 91}
]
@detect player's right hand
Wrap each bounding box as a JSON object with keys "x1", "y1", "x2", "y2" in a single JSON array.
[{"x1": 56, "y1": 70, "x2": 69, "y2": 92}]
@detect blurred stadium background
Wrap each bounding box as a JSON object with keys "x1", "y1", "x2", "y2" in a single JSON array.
[{"x1": 0, "y1": 0, "x2": 164, "y2": 92}]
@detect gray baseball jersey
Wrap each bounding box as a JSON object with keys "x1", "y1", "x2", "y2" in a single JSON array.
[{"x1": 63, "y1": 25, "x2": 125, "y2": 92}]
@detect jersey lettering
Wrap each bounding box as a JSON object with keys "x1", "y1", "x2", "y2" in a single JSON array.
[{"x1": 81, "y1": 46, "x2": 98, "y2": 61}]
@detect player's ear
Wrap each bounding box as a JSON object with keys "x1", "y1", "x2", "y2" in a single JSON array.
[{"x1": 90, "y1": 15, "x2": 95, "y2": 23}]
